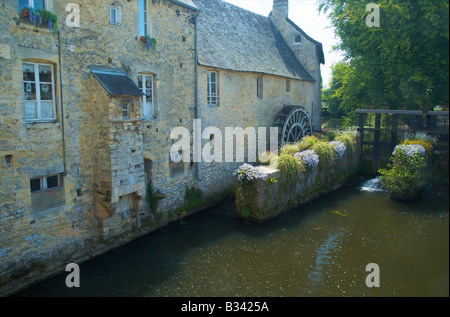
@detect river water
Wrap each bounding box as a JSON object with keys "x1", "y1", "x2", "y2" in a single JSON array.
[{"x1": 16, "y1": 178, "x2": 449, "y2": 297}]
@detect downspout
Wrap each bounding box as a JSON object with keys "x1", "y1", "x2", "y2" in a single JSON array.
[
  {"x1": 58, "y1": 30, "x2": 67, "y2": 177},
  {"x1": 194, "y1": 10, "x2": 201, "y2": 182}
]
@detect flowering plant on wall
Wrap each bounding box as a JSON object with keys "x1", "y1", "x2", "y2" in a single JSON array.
[
  {"x1": 233, "y1": 164, "x2": 268, "y2": 184},
  {"x1": 22, "y1": 7, "x2": 58, "y2": 33},
  {"x1": 378, "y1": 143, "x2": 428, "y2": 200},
  {"x1": 392, "y1": 144, "x2": 426, "y2": 158},
  {"x1": 140, "y1": 35, "x2": 157, "y2": 53},
  {"x1": 329, "y1": 141, "x2": 346, "y2": 159},
  {"x1": 294, "y1": 150, "x2": 319, "y2": 168}
]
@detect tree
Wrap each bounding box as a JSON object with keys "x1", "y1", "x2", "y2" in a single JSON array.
[{"x1": 319, "y1": 0, "x2": 449, "y2": 111}]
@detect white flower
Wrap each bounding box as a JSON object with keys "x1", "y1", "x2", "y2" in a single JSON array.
[
  {"x1": 294, "y1": 150, "x2": 319, "y2": 168},
  {"x1": 392, "y1": 144, "x2": 425, "y2": 158},
  {"x1": 330, "y1": 141, "x2": 346, "y2": 159},
  {"x1": 233, "y1": 164, "x2": 268, "y2": 184}
]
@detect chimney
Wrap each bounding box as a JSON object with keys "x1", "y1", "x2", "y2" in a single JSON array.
[{"x1": 272, "y1": 0, "x2": 289, "y2": 20}]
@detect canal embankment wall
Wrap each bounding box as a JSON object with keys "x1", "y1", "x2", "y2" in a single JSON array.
[{"x1": 235, "y1": 135, "x2": 361, "y2": 222}]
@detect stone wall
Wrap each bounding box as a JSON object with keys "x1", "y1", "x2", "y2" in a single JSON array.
[
  {"x1": 270, "y1": 8, "x2": 323, "y2": 131},
  {"x1": 0, "y1": 0, "x2": 197, "y2": 296},
  {"x1": 197, "y1": 66, "x2": 315, "y2": 197},
  {"x1": 235, "y1": 137, "x2": 361, "y2": 223}
]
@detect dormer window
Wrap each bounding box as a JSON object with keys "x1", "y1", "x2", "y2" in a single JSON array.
[{"x1": 293, "y1": 35, "x2": 302, "y2": 45}]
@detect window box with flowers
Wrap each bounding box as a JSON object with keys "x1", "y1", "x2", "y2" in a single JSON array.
[
  {"x1": 21, "y1": 6, "x2": 58, "y2": 34},
  {"x1": 140, "y1": 35, "x2": 157, "y2": 53}
]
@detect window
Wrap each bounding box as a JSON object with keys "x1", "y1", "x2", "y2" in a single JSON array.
[
  {"x1": 30, "y1": 174, "x2": 63, "y2": 193},
  {"x1": 122, "y1": 104, "x2": 129, "y2": 119},
  {"x1": 138, "y1": 74, "x2": 155, "y2": 118},
  {"x1": 257, "y1": 76, "x2": 263, "y2": 99},
  {"x1": 139, "y1": 0, "x2": 148, "y2": 36},
  {"x1": 110, "y1": 5, "x2": 122, "y2": 25},
  {"x1": 23, "y1": 62, "x2": 56, "y2": 122},
  {"x1": 294, "y1": 35, "x2": 302, "y2": 44},
  {"x1": 207, "y1": 71, "x2": 219, "y2": 106},
  {"x1": 18, "y1": 0, "x2": 49, "y2": 12},
  {"x1": 286, "y1": 79, "x2": 291, "y2": 93}
]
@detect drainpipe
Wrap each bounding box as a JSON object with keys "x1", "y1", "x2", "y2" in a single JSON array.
[
  {"x1": 194, "y1": 10, "x2": 201, "y2": 182},
  {"x1": 58, "y1": 30, "x2": 67, "y2": 177}
]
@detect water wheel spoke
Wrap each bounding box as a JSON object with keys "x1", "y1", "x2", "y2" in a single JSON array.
[{"x1": 275, "y1": 106, "x2": 313, "y2": 145}]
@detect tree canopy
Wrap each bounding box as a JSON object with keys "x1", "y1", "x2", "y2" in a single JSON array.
[{"x1": 320, "y1": 0, "x2": 449, "y2": 113}]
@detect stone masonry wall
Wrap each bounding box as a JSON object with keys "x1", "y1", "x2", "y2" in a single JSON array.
[
  {"x1": 0, "y1": 0, "x2": 197, "y2": 296},
  {"x1": 235, "y1": 137, "x2": 361, "y2": 223}
]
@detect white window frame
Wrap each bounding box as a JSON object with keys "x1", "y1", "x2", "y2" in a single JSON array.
[
  {"x1": 23, "y1": 62, "x2": 57, "y2": 123},
  {"x1": 122, "y1": 104, "x2": 129, "y2": 119},
  {"x1": 110, "y1": 4, "x2": 122, "y2": 25},
  {"x1": 19, "y1": 0, "x2": 51, "y2": 11},
  {"x1": 138, "y1": 74, "x2": 155, "y2": 119},
  {"x1": 30, "y1": 174, "x2": 63, "y2": 193},
  {"x1": 207, "y1": 71, "x2": 219, "y2": 106},
  {"x1": 138, "y1": 0, "x2": 149, "y2": 36}
]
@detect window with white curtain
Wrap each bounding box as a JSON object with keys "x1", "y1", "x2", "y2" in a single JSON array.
[{"x1": 23, "y1": 62, "x2": 56, "y2": 122}]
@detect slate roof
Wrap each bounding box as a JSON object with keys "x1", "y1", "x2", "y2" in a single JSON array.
[
  {"x1": 192, "y1": 0, "x2": 316, "y2": 82},
  {"x1": 91, "y1": 66, "x2": 143, "y2": 97}
]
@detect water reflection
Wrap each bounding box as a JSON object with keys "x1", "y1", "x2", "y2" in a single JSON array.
[{"x1": 15, "y1": 179, "x2": 449, "y2": 297}]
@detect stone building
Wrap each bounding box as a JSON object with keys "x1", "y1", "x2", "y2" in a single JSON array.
[
  {"x1": 0, "y1": 0, "x2": 323, "y2": 295},
  {"x1": 192, "y1": 0, "x2": 325, "y2": 195}
]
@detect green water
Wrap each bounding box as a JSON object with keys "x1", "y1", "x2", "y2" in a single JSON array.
[{"x1": 15, "y1": 179, "x2": 449, "y2": 297}]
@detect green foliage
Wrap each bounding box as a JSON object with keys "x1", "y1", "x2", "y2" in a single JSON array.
[
  {"x1": 332, "y1": 210, "x2": 350, "y2": 217},
  {"x1": 184, "y1": 186, "x2": 203, "y2": 210},
  {"x1": 146, "y1": 183, "x2": 159, "y2": 214},
  {"x1": 23, "y1": 7, "x2": 58, "y2": 33},
  {"x1": 297, "y1": 135, "x2": 320, "y2": 151},
  {"x1": 401, "y1": 139, "x2": 433, "y2": 154},
  {"x1": 319, "y1": 0, "x2": 449, "y2": 112},
  {"x1": 278, "y1": 154, "x2": 305, "y2": 188},
  {"x1": 311, "y1": 141, "x2": 335, "y2": 171},
  {"x1": 378, "y1": 146, "x2": 428, "y2": 199},
  {"x1": 324, "y1": 131, "x2": 337, "y2": 141},
  {"x1": 279, "y1": 143, "x2": 300, "y2": 156},
  {"x1": 334, "y1": 133, "x2": 356, "y2": 158}
]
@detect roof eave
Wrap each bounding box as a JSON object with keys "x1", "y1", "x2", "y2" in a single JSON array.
[
  {"x1": 169, "y1": 0, "x2": 198, "y2": 11},
  {"x1": 196, "y1": 62, "x2": 316, "y2": 83}
]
